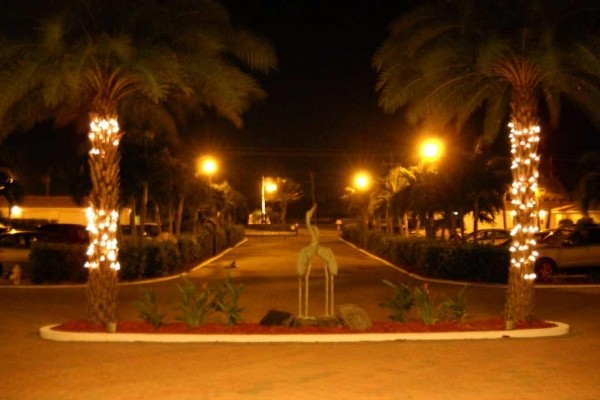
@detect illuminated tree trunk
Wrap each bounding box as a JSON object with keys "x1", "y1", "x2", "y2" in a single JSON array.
[
  {"x1": 85, "y1": 112, "x2": 122, "y2": 329},
  {"x1": 505, "y1": 85, "x2": 540, "y2": 324}
]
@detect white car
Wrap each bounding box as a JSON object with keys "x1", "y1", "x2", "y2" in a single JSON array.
[
  {"x1": 535, "y1": 225, "x2": 600, "y2": 282},
  {"x1": 0, "y1": 230, "x2": 49, "y2": 279},
  {"x1": 465, "y1": 229, "x2": 511, "y2": 247}
]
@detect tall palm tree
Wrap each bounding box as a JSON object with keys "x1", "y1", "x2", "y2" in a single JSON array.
[
  {"x1": 273, "y1": 178, "x2": 304, "y2": 224},
  {"x1": 386, "y1": 165, "x2": 418, "y2": 237},
  {"x1": 373, "y1": 0, "x2": 600, "y2": 322},
  {"x1": 0, "y1": 0, "x2": 276, "y2": 328}
]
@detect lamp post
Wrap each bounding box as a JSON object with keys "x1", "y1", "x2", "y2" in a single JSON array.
[
  {"x1": 352, "y1": 171, "x2": 372, "y2": 228},
  {"x1": 261, "y1": 176, "x2": 278, "y2": 224},
  {"x1": 353, "y1": 171, "x2": 371, "y2": 191},
  {"x1": 419, "y1": 138, "x2": 444, "y2": 165},
  {"x1": 198, "y1": 156, "x2": 217, "y2": 184}
]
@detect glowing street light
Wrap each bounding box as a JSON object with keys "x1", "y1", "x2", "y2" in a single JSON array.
[
  {"x1": 198, "y1": 156, "x2": 218, "y2": 183},
  {"x1": 420, "y1": 138, "x2": 444, "y2": 163},
  {"x1": 261, "y1": 176, "x2": 278, "y2": 223},
  {"x1": 353, "y1": 171, "x2": 371, "y2": 191}
]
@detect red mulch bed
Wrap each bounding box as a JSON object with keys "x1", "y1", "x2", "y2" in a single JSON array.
[{"x1": 53, "y1": 319, "x2": 556, "y2": 335}]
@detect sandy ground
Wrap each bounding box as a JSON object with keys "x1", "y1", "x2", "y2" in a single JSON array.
[{"x1": 1, "y1": 231, "x2": 599, "y2": 399}]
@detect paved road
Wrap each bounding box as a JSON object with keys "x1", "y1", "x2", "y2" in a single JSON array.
[{"x1": 1, "y1": 231, "x2": 599, "y2": 400}]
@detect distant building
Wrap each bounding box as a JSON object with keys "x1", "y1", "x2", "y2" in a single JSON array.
[
  {"x1": 0, "y1": 196, "x2": 88, "y2": 225},
  {"x1": 463, "y1": 200, "x2": 600, "y2": 233},
  {"x1": 1, "y1": 196, "x2": 136, "y2": 227}
]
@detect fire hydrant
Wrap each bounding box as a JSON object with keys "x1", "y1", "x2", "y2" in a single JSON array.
[{"x1": 9, "y1": 265, "x2": 22, "y2": 285}]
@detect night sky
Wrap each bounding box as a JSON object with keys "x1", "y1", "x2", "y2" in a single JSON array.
[
  {"x1": 206, "y1": 0, "x2": 428, "y2": 214},
  {"x1": 1, "y1": 0, "x2": 599, "y2": 218}
]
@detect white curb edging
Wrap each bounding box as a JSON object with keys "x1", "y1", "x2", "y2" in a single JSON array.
[{"x1": 39, "y1": 321, "x2": 569, "y2": 343}]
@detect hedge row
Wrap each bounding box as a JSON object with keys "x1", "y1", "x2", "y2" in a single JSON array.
[
  {"x1": 29, "y1": 224, "x2": 245, "y2": 284},
  {"x1": 342, "y1": 224, "x2": 509, "y2": 283}
]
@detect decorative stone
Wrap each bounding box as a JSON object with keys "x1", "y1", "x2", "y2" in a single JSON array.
[
  {"x1": 316, "y1": 315, "x2": 340, "y2": 328},
  {"x1": 259, "y1": 309, "x2": 295, "y2": 327},
  {"x1": 337, "y1": 304, "x2": 372, "y2": 331},
  {"x1": 294, "y1": 316, "x2": 318, "y2": 327}
]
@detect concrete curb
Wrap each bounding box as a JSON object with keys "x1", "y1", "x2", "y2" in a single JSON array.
[{"x1": 39, "y1": 321, "x2": 569, "y2": 343}]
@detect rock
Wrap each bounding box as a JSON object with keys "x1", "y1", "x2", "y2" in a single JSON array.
[
  {"x1": 294, "y1": 316, "x2": 318, "y2": 327},
  {"x1": 315, "y1": 315, "x2": 340, "y2": 328},
  {"x1": 337, "y1": 304, "x2": 372, "y2": 331},
  {"x1": 259, "y1": 309, "x2": 295, "y2": 327}
]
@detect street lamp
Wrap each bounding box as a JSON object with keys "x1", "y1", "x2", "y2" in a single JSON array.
[
  {"x1": 261, "y1": 176, "x2": 278, "y2": 223},
  {"x1": 353, "y1": 171, "x2": 371, "y2": 191},
  {"x1": 419, "y1": 138, "x2": 444, "y2": 164},
  {"x1": 198, "y1": 156, "x2": 217, "y2": 184}
]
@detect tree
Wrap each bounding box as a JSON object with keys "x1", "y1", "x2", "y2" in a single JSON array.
[
  {"x1": 120, "y1": 113, "x2": 178, "y2": 240},
  {"x1": 373, "y1": 0, "x2": 600, "y2": 323},
  {"x1": 0, "y1": 166, "x2": 23, "y2": 218},
  {"x1": 0, "y1": 0, "x2": 276, "y2": 329},
  {"x1": 385, "y1": 166, "x2": 418, "y2": 237},
  {"x1": 210, "y1": 181, "x2": 246, "y2": 226},
  {"x1": 273, "y1": 178, "x2": 303, "y2": 224},
  {"x1": 578, "y1": 152, "x2": 600, "y2": 216}
]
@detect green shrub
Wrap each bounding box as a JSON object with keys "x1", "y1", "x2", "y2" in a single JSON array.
[
  {"x1": 30, "y1": 243, "x2": 87, "y2": 284},
  {"x1": 177, "y1": 238, "x2": 202, "y2": 265},
  {"x1": 440, "y1": 286, "x2": 468, "y2": 323},
  {"x1": 211, "y1": 274, "x2": 245, "y2": 325},
  {"x1": 118, "y1": 242, "x2": 147, "y2": 280},
  {"x1": 29, "y1": 224, "x2": 245, "y2": 284},
  {"x1": 343, "y1": 225, "x2": 509, "y2": 283},
  {"x1": 413, "y1": 285, "x2": 440, "y2": 325},
  {"x1": 379, "y1": 279, "x2": 414, "y2": 322},
  {"x1": 175, "y1": 275, "x2": 213, "y2": 328},
  {"x1": 133, "y1": 288, "x2": 167, "y2": 328}
]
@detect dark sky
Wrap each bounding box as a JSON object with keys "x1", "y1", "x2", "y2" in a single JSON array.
[
  {"x1": 2, "y1": 0, "x2": 598, "y2": 217},
  {"x1": 210, "y1": 0, "x2": 600, "y2": 213},
  {"x1": 205, "y1": 0, "x2": 421, "y2": 213}
]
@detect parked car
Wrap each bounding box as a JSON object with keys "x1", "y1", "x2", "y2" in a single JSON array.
[
  {"x1": 0, "y1": 230, "x2": 49, "y2": 279},
  {"x1": 464, "y1": 229, "x2": 511, "y2": 247},
  {"x1": 535, "y1": 224, "x2": 600, "y2": 282},
  {"x1": 36, "y1": 223, "x2": 89, "y2": 244}
]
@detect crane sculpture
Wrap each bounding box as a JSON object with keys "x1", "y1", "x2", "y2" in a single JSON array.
[{"x1": 296, "y1": 204, "x2": 338, "y2": 318}]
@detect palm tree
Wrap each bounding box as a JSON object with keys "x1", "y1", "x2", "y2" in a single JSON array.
[
  {"x1": 373, "y1": 0, "x2": 600, "y2": 322},
  {"x1": 385, "y1": 165, "x2": 418, "y2": 237},
  {"x1": 273, "y1": 178, "x2": 304, "y2": 224},
  {"x1": 576, "y1": 152, "x2": 600, "y2": 216},
  {"x1": 0, "y1": 0, "x2": 276, "y2": 328},
  {"x1": 0, "y1": 166, "x2": 23, "y2": 218}
]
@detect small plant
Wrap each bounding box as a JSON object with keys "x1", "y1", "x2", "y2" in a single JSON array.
[
  {"x1": 379, "y1": 279, "x2": 414, "y2": 322},
  {"x1": 413, "y1": 284, "x2": 440, "y2": 325},
  {"x1": 132, "y1": 288, "x2": 167, "y2": 328},
  {"x1": 211, "y1": 274, "x2": 245, "y2": 325},
  {"x1": 175, "y1": 275, "x2": 212, "y2": 328},
  {"x1": 440, "y1": 286, "x2": 468, "y2": 323}
]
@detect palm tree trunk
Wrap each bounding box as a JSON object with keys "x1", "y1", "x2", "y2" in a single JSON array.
[
  {"x1": 140, "y1": 182, "x2": 149, "y2": 237},
  {"x1": 473, "y1": 196, "x2": 479, "y2": 237},
  {"x1": 402, "y1": 213, "x2": 409, "y2": 238},
  {"x1": 192, "y1": 206, "x2": 200, "y2": 235},
  {"x1": 505, "y1": 85, "x2": 540, "y2": 324},
  {"x1": 175, "y1": 196, "x2": 185, "y2": 238},
  {"x1": 281, "y1": 200, "x2": 288, "y2": 224},
  {"x1": 85, "y1": 113, "x2": 121, "y2": 330},
  {"x1": 129, "y1": 200, "x2": 137, "y2": 240}
]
